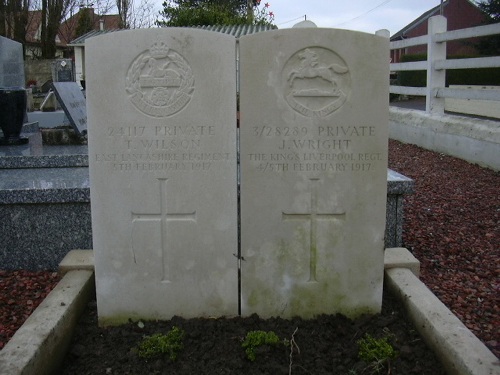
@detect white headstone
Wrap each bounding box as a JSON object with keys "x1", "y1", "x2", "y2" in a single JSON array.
[
  {"x1": 87, "y1": 29, "x2": 238, "y2": 325},
  {"x1": 240, "y1": 29, "x2": 389, "y2": 318},
  {"x1": 292, "y1": 20, "x2": 317, "y2": 28}
]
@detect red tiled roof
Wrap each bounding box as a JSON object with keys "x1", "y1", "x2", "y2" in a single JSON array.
[
  {"x1": 20, "y1": 8, "x2": 122, "y2": 47},
  {"x1": 59, "y1": 9, "x2": 122, "y2": 46}
]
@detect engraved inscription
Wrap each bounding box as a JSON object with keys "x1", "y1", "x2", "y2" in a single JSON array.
[
  {"x1": 248, "y1": 123, "x2": 382, "y2": 174},
  {"x1": 283, "y1": 48, "x2": 351, "y2": 117},
  {"x1": 131, "y1": 178, "x2": 196, "y2": 282},
  {"x1": 126, "y1": 42, "x2": 194, "y2": 117},
  {"x1": 282, "y1": 178, "x2": 345, "y2": 282},
  {"x1": 96, "y1": 125, "x2": 232, "y2": 172}
]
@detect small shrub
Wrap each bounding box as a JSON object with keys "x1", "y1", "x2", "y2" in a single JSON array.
[
  {"x1": 137, "y1": 326, "x2": 185, "y2": 361},
  {"x1": 357, "y1": 333, "x2": 398, "y2": 374},
  {"x1": 242, "y1": 330, "x2": 282, "y2": 361}
]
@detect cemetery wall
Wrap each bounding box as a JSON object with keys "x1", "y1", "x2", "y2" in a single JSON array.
[
  {"x1": 25, "y1": 60, "x2": 53, "y2": 88},
  {"x1": 389, "y1": 107, "x2": 500, "y2": 171}
]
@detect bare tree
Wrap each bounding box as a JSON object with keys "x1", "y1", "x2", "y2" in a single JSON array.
[
  {"x1": 57, "y1": 0, "x2": 115, "y2": 46},
  {"x1": 0, "y1": 0, "x2": 33, "y2": 44},
  {"x1": 38, "y1": 0, "x2": 77, "y2": 57},
  {"x1": 116, "y1": 0, "x2": 129, "y2": 28},
  {"x1": 117, "y1": 0, "x2": 155, "y2": 29},
  {"x1": 1, "y1": 0, "x2": 153, "y2": 59}
]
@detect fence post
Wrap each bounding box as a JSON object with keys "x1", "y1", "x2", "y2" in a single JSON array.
[{"x1": 426, "y1": 15, "x2": 447, "y2": 114}]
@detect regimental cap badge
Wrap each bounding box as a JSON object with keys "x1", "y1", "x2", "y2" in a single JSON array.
[
  {"x1": 149, "y1": 42, "x2": 169, "y2": 59},
  {"x1": 283, "y1": 47, "x2": 351, "y2": 118},
  {"x1": 126, "y1": 43, "x2": 194, "y2": 118}
]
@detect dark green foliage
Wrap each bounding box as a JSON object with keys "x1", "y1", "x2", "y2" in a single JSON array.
[
  {"x1": 137, "y1": 326, "x2": 185, "y2": 361},
  {"x1": 156, "y1": 0, "x2": 247, "y2": 27},
  {"x1": 242, "y1": 330, "x2": 281, "y2": 361},
  {"x1": 357, "y1": 333, "x2": 398, "y2": 374},
  {"x1": 474, "y1": 0, "x2": 500, "y2": 55},
  {"x1": 398, "y1": 54, "x2": 427, "y2": 87},
  {"x1": 446, "y1": 60, "x2": 500, "y2": 85},
  {"x1": 156, "y1": 0, "x2": 274, "y2": 27},
  {"x1": 475, "y1": 0, "x2": 500, "y2": 21},
  {"x1": 75, "y1": 8, "x2": 94, "y2": 38},
  {"x1": 398, "y1": 54, "x2": 500, "y2": 86}
]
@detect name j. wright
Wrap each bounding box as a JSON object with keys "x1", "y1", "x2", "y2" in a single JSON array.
[{"x1": 278, "y1": 139, "x2": 352, "y2": 150}]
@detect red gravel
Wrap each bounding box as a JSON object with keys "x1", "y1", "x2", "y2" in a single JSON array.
[
  {"x1": 0, "y1": 270, "x2": 60, "y2": 349},
  {"x1": 389, "y1": 139, "x2": 499, "y2": 358},
  {"x1": 1, "y1": 140, "x2": 498, "y2": 358}
]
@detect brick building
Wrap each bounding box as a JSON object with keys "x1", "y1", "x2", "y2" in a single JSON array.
[{"x1": 390, "y1": 0, "x2": 490, "y2": 63}]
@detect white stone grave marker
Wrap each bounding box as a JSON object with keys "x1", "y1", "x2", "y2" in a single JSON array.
[
  {"x1": 240, "y1": 29, "x2": 389, "y2": 318},
  {"x1": 87, "y1": 29, "x2": 238, "y2": 324}
]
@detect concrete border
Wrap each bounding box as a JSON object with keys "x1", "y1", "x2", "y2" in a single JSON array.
[
  {"x1": 389, "y1": 107, "x2": 500, "y2": 171},
  {"x1": 385, "y1": 248, "x2": 499, "y2": 375},
  {"x1": 0, "y1": 248, "x2": 498, "y2": 374},
  {"x1": 58, "y1": 249, "x2": 94, "y2": 274},
  {"x1": 0, "y1": 251, "x2": 94, "y2": 375}
]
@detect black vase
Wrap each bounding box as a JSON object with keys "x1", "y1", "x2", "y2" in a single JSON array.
[{"x1": 0, "y1": 88, "x2": 28, "y2": 145}]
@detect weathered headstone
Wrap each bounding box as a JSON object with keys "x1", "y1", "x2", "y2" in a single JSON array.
[
  {"x1": 52, "y1": 82, "x2": 87, "y2": 135},
  {"x1": 0, "y1": 36, "x2": 25, "y2": 88},
  {"x1": 87, "y1": 29, "x2": 238, "y2": 325},
  {"x1": 240, "y1": 29, "x2": 389, "y2": 318},
  {"x1": 52, "y1": 59, "x2": 74, "y2": 82}
]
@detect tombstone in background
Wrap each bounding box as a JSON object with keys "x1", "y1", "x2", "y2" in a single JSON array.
[
  {"x1": 0, "y1": 88, "x2": 28, "y2": 145},
  {"x1": 0, "y1": 37, "x2": 28, "y2": 145},
  {"x1": 45, "y1": 59, "x2": 74, "y2": 113},
  {"x1": 0, "y1": 36, "x2": 25, "y2": 88},
  {"x1": 87, "y1": 29, "x2": 238, "y2": 325},
  {"x1": 52, "y1": 59, "x2": 74, "y2": 83},
  {"x1": 52, "y1": 82, "x2": 87, "y2": 135},
  {"x1": 41, "y1": 80, "x2": 53, "y2": 93},
  {"x1": 240, "y1": 29, "x2": 389, "y2": 318}
]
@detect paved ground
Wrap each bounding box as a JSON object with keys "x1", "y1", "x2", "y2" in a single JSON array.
[{"x1": 390, "y1": 97, "x2": 426, "y2": 111}]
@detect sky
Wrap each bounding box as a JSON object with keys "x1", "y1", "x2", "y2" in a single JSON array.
[{"x1": 248, "y1": 0, "x2": 443, "y2": 35}]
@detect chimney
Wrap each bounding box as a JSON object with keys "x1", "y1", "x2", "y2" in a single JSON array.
[{"x1": 99, "y1": 19, "x2": 104, "y2": 31}]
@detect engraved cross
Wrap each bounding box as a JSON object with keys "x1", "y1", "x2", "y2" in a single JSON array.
[
  {"x1": 131, "y1": 178, "x2": 196, "y2": 282},
  {"x1": 282, "y1": 178, "x2": 345, "y2": 282}
]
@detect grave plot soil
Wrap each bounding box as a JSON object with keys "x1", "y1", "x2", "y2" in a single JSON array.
[{"x1": 58, "y1": 290, "x2": 445, "y2": 375}]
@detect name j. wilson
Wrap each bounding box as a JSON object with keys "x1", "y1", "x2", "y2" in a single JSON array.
[{"x1": 278, "y1": 139, "x2": 351, "y2": 150}]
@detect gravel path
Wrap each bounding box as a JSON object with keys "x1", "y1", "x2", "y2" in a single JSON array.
[{"x1": 1, "y1": 140, "x2": 498, "y2": 358}]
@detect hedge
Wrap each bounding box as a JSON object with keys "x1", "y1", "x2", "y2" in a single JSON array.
[{"x1": 397, "y1": 54, "x2": 500, "y2": 87}]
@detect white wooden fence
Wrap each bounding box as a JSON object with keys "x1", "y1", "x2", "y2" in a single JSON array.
[{"x1": 388, "y1": 15, "x2": 500, "y2": 115}]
